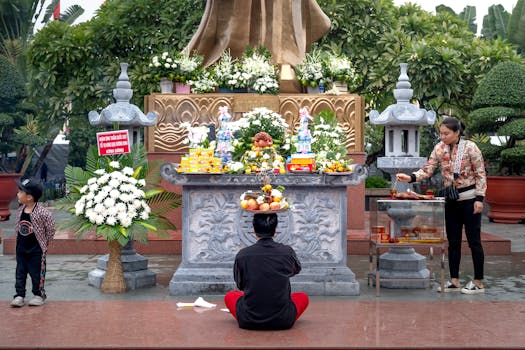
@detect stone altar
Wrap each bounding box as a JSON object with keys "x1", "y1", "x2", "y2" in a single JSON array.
[{"x1": 160, "y1": 167, "x2": 367, "y2": 296}]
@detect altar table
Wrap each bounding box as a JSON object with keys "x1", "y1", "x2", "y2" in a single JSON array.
[{"x1": 160, "y1": 165, "x2": 367, "y2": 296}]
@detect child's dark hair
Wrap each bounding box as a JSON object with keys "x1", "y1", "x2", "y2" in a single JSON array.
[
  {"x1": 440, "y1": 117, "x2": 465, "y2": 136},
  {"x1": 253, "y1": 213, "x2": 278, "y2": 238}
]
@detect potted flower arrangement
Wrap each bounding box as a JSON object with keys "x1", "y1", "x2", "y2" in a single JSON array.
[
  {"x1": 294, "y1": 48, "x2": 325, "y2": 93},
  {"x1": 58, "y1": 144, "x2": 180, "y2": 293},
  {"x1": 187, "y1": 70, "x2": 218, "y2": 94},
  {"x1": 230, "y1": 107, "x2": 289, "y2": 161},
  {"x1": 468, "y1": 61, "x2": 525, "y2": 223},
  {"x1": 238, "y1": 47, "x2": 279, "y2": 94},
  {"x1": 148, "y1": 51, "x2": 178, "y2": 93},
  {"x1": 173, "y1": 49, "x2": 203, "y2": 93},
  {"x1": 212, "y1": 50, "x2": 238, "y2": 92},
  {"x1": 323, "y1": 53, "x2": 358, "y2": 94}
]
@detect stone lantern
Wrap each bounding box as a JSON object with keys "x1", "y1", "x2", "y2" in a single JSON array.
[
  {"x1": 369, "y1": 63, "x2": 436, "y2": 289},
  {"x1": 370, "y1": 63, "x2": 436, "y2": 193},
  {"x1": 87, "y1": 62, "x2": 159, "y2": 290}
]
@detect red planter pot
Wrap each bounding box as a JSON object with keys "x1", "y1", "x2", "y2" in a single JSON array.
[
  {"x1": 485, "y1": 176, "x2": 525, "y2": 224},
  {"x1": 0, "y1": 173, "x2": 22, "y2": 221}
]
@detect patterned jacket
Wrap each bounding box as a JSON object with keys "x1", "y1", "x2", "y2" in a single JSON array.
[
  {"x1": 413, "y1": 139, "x2": 487, "y2": 202},
  {"x1": 15, "y1": 203, "x2": 56, "y2": 253}
]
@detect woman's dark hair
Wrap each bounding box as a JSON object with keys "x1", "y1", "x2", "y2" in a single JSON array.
[
  {"x1": 440, "y1": 117, "x2": 465, "y2": 136},
  {"x1": 253, "y1": 213, "x2": 278, "y2": 238}
]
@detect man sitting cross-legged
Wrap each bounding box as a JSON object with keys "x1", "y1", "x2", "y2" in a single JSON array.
[{"x1": 224, "y1": 213, "x2": 309, "y2": 330}]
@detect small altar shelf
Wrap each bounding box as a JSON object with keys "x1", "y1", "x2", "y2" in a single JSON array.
[{"x1": 160, "y1": 164, "x2": 367, "y2": 296}]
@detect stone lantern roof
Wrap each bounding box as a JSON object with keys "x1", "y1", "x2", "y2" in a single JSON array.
[
  {"x1": 88, "y1": 63, "x2": 157, "y2": 127},
  {"x1": 369, "y1": 63, "x2": 436, "y2": 126}
]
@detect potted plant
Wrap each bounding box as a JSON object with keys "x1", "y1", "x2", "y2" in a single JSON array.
[
  {"x1": 187, "y1": 70, "x2": 217, "y2": 94},
  {"x1": 174, "y1": 49, "x2": 203, "y2": 93},
  {"x1": 212, "y1": 50, "x2": 237, "y2": 92},
  {"x1": 57, "y1": 144, "x2": 180, "y2": 292},
  {"x1": 469, "y1": 61, "x2": 525, "y2": 223},
  {"x1": 294, "y1": 48, "x2": 325, "y2": 93},
  {"x1": 148, "y1": 51, "x2": 178, "y2": 93},
  {"x1": 237, "y1": 47, "x2": 279, "y2": 94},
  {"x1": 323, "y1": 52, "x2": 359, "y2": 94},
  {"x1": 0, "y1": 56, "x2": 46, "y2": 220}
]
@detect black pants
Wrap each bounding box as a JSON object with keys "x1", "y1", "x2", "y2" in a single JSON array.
[
  {"x1": 15, "y1": 249, "x2": 44, "y2": 298},
  {"x1": 445, "y1": 198, "x2": 484, "y2": 280}
]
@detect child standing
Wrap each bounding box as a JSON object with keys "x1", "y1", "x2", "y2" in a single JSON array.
[{"x1": 10, "y1": 179, "x2": 55, "y2": 307}]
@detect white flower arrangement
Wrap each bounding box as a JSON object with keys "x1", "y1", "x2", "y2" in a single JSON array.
[
  {"x1": 180, "y1": 122, "x2": 211, "y2": 148},
  {"x1": 310, "y1": 113, "x2": 351, "y2": 171},
  {"x1": 294, "y1": 49, "x2": 325, "y2": 88},
  {"x1": 324, "y1": 53, "x2": 358, "y2": 85},
  {"x1": 187, "y1": 70, "x2": 218, "y2": 93},
  {"x1": 74, "y1": 162, "x2": 150, "y2": 229},
  {"x1": 171, "y1": 49, "x2": 203, "y2": 83},
  {"x1": 239, "y1": 53, "x2": 279, "y2": 94},
  {"x1": 149, "y1": 51, "x2": 178, "y2": 79},
  {"x1": 213, "y1": 50, "x2": 237, "y2": 89}
]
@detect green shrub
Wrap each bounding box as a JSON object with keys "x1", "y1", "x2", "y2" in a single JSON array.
[
  {"x1": 365, "y1": 175, "x2": 390, "y2": 188},
  {"x1": 469, "y1": 61, "x2": 525, "y2": 175}
]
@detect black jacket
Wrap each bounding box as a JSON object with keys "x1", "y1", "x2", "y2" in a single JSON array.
[{"x1": 233, "y1": 237, "x2": 301, "y2": 330}]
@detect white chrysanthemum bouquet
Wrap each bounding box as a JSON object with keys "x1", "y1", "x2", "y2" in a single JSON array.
[
  {"x1": 75, "y1": 161, "x2": 151, "y2": 228},
  {"x1": 58, "y1": 144, "x2": 180, "y2": 245}
]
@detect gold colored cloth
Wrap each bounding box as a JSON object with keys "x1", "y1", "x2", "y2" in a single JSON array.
[{"x1": 187, "y1": 0, "x2": 331, "y2": 67}]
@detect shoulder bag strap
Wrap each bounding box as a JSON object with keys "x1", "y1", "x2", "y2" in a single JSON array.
[{"x1": 453, "y1": 139, "x2": 466, "y2": 181}]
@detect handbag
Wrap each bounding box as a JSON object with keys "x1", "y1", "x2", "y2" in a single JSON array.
[
  {"x1": 443, "y1": 184, "x2": 459, "y2": 201},
  {"x1": 443, "y1": 140, "x2": 465, "y2": 202}
]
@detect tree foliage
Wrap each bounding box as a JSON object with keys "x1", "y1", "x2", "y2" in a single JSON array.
[
  {"x1": 470, "y1": 61, "x2": 525, "y2": 175},
  {"x1": 481, "y1": 4, "x2": 510, "y2": 40},
  {"x1": 508, "y1": 0, "x2": 525, "y2": 56}
]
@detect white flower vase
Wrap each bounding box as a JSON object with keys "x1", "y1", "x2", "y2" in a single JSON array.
[{"x1": 159, "y1": 78, "x2": 173, "y2": 93}]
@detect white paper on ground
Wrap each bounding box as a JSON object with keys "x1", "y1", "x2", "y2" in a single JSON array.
[{"x1": 176, "y1": 297, "x2": 217, "y2": 309}]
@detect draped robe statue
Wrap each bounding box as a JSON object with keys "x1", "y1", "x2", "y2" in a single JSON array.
[{"x1": 187, "y1": 0, "x2": 331, "y2": 68}]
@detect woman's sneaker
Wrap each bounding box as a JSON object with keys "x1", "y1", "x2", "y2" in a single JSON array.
[
  {"x1": 437, "y1": 281, "x2": 462, "y2": 293},
  {"x1": 461, "y1": 281, "x2": 485, "y2": 294}
]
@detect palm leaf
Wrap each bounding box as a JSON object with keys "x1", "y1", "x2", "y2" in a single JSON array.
[{"x1": 61, "y1": 5, "x2": 84, "y2": 25}]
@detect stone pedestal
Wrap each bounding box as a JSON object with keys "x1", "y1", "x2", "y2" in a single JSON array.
[
  {"x1": 377, "y1": 247, "x2": 430, "y2": 288},
  {"x1": 377, "y1": 156, "x2": 427, "y2": 192},
  {"x1": 88, "y1": 241, "x2": 156, "y2": 290},
  {"x1": 161, "y1": 167, "x2": 367, "y2": 296}
]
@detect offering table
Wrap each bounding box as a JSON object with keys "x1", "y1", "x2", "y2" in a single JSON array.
[{"x1": 161, "y1": 164, "x2": 367, "y2": 296}]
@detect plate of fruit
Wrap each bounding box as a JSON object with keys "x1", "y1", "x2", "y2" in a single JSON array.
[{"x1": 240, "y1": 184, "x2": 291, "y2": 213}]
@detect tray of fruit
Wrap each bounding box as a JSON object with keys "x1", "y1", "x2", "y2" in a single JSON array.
[{"x1": 240, "y1": 184, "x2": 291, "y2": 212}]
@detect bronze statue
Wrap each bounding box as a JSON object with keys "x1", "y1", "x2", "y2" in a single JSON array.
[{"x1": 187, "y1": 0, "x2": 331, "y2": 68}]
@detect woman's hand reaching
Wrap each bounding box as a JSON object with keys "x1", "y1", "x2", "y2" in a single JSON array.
[{"x1": 396, "y1": 173, "x2": 411, "y2": 182}]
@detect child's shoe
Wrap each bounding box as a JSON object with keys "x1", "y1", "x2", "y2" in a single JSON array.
[
  {"x1": 10, "y1": 296, "x2": 25, "y2": 307},
  {"x1": 28, "y1": 296, "x2": 45, "y2": 306}
]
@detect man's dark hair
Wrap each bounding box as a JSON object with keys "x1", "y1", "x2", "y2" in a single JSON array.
[{"x1": 253, "y1": 213, "x2": 278, "y2": 238}]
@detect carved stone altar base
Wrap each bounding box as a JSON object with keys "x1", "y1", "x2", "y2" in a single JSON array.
[{"x1": 161, "y1": 166, "x2": 367, "y2": 296}]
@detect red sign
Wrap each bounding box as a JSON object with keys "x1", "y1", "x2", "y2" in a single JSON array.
[{"x1": 96, "y1": 130, "x2": 130, "y2": 156}]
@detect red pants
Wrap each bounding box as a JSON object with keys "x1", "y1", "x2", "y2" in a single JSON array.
[{"x1": 224, "y1": 291, "x2": 309, "y2": 321}]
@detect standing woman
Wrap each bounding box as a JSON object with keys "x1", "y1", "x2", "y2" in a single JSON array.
[{"x1": 396, "y1": 117, "x2": 487, "y2": 294}]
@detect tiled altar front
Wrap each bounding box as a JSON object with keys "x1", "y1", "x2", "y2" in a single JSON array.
[{"x1": 160, "y1": 169, "x2": 367, "y2": 296}]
